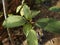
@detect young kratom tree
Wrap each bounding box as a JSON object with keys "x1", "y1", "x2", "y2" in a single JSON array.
[
  {"x1": 2, "y1": 0, "x2": 60, "y2": 45},
  {"x1": 3, "y1": 3, "x2": 40, "y2": 45}
]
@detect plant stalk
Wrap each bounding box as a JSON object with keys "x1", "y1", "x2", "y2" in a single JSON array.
[{"x1": 2, "y1": 0, "x2": 15, "y2": 45}]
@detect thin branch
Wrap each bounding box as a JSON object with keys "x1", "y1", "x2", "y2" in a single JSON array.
[
  {"x1": 2, "y1": 0, "x2": 7, "y2": 19},
  {"x1": 2, "y1": 0, "x2": 15, "y2": 45}
]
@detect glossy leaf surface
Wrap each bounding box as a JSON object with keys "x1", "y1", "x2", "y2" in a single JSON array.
[
  {"x1": 35, "y1": 18, "x2": 50, "y2": 28},
  {"x1": 16, "y1": 5, "x2": 21, "y2": 13},
  {"x1": 20, "y1": 4, "x2": 31, "y2": 20},
  {"x1": 23, "y1": 23, "x2": 32, "y2": 37},
  {"x1": 3, "y1": 15, "x2": 26, "y2": 28},
  {"x1": 27, "y1": 30, "x2": 38, "y2": 45},
  {"x1": 45, "y1": 21, "x2": 60, "y2": 33},
  {"x1": 35, "y1": 18, "x2": 56, "y2": 28}
]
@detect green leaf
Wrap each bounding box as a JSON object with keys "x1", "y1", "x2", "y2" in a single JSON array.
[
  {"x1": 49, "y1": 6, "x2": 60, "y2": 12},
  {"x1": 23, "y1": 23, "x2": 32, "y2": 37},
  {"x1": 35, "y1": 18, "x2": 56, "y2": 28},
  {"x1": 44, "y1": 21, "x2": 60, "y2": 34},
  {"x1": 3, "y1": 15, "x2": 26, "y2": 28},
  {"x1": 27, "y1": 30, "x2": 38, "y2": 45},
  {"x1": 35, "y1": 18, "x2": 60, "y2": 34},
  {"x1": 16, "y1": 5, "x2": 22, "y2": 13},
  {"x1": 35, "y1": 18, "x2": 50, "y2": 28},
  {"x1": 20, "y1": 4, "x2": 31, "y2": 20},
  {"x1": 31, "y1": 10, "x2": 40, "y2": 18}
]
